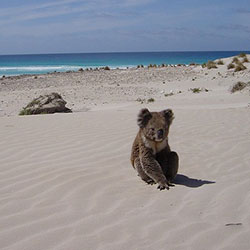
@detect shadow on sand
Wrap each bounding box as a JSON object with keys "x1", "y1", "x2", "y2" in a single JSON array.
[{"x1": 174, "y1": 174, "x2": 215, "y2": 188}]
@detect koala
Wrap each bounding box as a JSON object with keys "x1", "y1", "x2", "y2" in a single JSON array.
[{"x1": 131, "y1": 108, "x2": 179, "y2": 190}]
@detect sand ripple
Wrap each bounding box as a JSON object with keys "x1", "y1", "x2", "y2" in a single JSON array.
[{"x1": 0, "y1": 107, "x2": 250, "y2": 250}]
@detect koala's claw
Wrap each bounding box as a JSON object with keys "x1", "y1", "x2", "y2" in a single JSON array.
[
  {"x1": 157, "y1": 183, "x2": 170, "y2": 190},
  {"x1": 167, "y1": 182, "x2": 175, "y2": 187},
  {"x1": 145, "y1": 179, "x2": 155, "y2": 185}
]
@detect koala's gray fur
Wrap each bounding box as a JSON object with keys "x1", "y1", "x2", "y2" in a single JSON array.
[{"x1": 131, "y1": 108, "x2": 179, "y2": 190}]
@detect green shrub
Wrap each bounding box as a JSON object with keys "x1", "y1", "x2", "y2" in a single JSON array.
[
  {"x1": 206, "y1": 61, "x2": 217, "y2": 69},
  {"x1": 238, "y1": 53, "x2": 246, "y2": 58},
  {"x1": 164, "y1": 93, "x2": 174, "y2": 97},
  {"x1": 19, "y1": 109, "x2": 33, "y2": 115},
  {"x1": 227, "y1": 63, "x2": 235, "y2": 69},
  {"x1": 190, "y1": 88, "x2": 201, "y2": 93},
  {"x1": 242, "y1": 57, "x2": 249, "y2": 63},
  {"x1": 217, "y1": 59, "x2": 224, "y2": 65},
  {"x1": 232, "y1": 57, "x2": 239, "y2": 63},
  {"x1": 189, "y1": 88, "x2": 209, "y2": 93},
  {"x1": 147, "y1": 98, "x2": 155, "y2": 103},
  {"x1": 234, "y1": 63, "x2": 247, "y2": 72},
  {"x1": 230, "y1": 81, "x2": 247, "y2": 93}
]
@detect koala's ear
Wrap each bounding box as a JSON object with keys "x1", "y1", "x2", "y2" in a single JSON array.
[
  {"x1": 161, "y1": 109, "x2": 174, "y2": 125},
  {"x1": 137, "y1": 108, "x2": 152, "y2": 128}
]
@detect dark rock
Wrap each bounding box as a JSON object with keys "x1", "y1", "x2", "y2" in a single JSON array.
[{"x1": 19, "y1": 92, "x2": 72, "y2": 115}]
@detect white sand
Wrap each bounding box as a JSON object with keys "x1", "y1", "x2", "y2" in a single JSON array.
[{"x1": 0, "y1": 55, "x2": 250, "y2": 250}]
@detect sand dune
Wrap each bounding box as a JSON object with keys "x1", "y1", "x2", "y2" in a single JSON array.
[{"x1": 0, "y1": 55, "x2": 250, "y2": 249}]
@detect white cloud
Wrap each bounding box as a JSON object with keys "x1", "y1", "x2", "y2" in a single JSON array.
[{"x1": 0, "y1": 0, "x2": 155, "y2": 24}]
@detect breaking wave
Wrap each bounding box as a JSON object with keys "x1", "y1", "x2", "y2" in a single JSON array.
[{"x1": 0, "y1": 65, "x2": 83, "y2": 72}]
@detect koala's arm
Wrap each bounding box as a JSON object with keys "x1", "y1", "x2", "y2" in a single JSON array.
[{"x1": 139, "y1": 146, "x2": 169, "y2": 190}]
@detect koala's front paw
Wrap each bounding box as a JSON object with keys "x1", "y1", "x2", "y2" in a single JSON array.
[{"x1": 157, "y1": 182, "x2": 169, "y2": 190}]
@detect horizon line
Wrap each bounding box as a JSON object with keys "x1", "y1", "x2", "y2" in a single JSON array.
[{"x1": 1, "y1": 50, "x2": 250, "y2": 57}]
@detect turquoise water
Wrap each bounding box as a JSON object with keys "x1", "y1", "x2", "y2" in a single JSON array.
[{"x1": 0, "y1": 51, "x2": 249, "y2": 76}]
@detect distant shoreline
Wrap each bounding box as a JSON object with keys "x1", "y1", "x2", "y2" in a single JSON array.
[
  {"x1": 1, "y1": 51, "x2": 249, "y2": 77},
  {"x1": 1, "y1": 53, "x2": 249, "y2": 117}
]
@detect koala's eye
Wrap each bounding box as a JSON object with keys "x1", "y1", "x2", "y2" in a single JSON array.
[{"x1": 150, "y1": 128, "x2": 155, "y2": 131}]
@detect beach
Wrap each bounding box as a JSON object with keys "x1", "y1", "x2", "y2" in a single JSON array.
[{"x1": 0, "y1": 55, "x2": 250, "y2": 250}]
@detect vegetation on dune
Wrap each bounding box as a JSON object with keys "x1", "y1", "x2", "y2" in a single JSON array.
[
  {"x1": 19, "y1": 109, "x2": 33, "y2": 115},
  {"x1": 147, "y1": 98, "x2": 155, "y2": 103},
  {"x1": 232, "y1": 57, "x2": 240, "y2": 64},
  {"x1": 227, "y1": 63, "x2": 235, "y2": 69},
  {"x1": 190, "y1": 88, "x2": 202, "y2": 93},
  {"x1": 234, "y1": 63, "x2": 247, "y2": 72},
  {"x1": 230, "y1": 81, "x2": 250, "y2": 93},
  {"x1": 189, "y1": 87, "x2": 209, "y2": 93},
  {"x1": 202, "y1": 61, "x2": 218, "y2": 69},
  {"x1": 238, "y1": 53, "x2": 246, "y2": 58},
  {"x1": 164, "y1": 92, "x2": 174, "y2": 97},
  {"x1": 206, "y1": 61, "x2": 218, "y2": 69},
  {"x1": 242, "y1": 57, "x2": 249, "y2": 63},
  {"x1": 217, "y1": 59, "x2": 224, "y2": 65}
]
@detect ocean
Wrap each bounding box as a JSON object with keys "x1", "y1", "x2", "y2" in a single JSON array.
[{"x1": 0, "y1": 51, "x2": 249, "y2": 76}]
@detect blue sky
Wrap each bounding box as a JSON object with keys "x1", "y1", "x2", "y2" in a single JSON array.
[{"x1": 0, "y1": 0, "x2": 250, "y2": 54}]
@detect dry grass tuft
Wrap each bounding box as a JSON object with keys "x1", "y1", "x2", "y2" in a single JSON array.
[
  {"x1": 206, "y1": 61, "x2": 218, "y2": 69},
  {"x1": 232, "y1": 57, "x2": 240, "y2": 63},
  {"x1": 242, "y1": 57, "x2": 249, "y2": 63},
  {"x1": 217, "y1": 59, "x2": 224, "y2": 65},
  {"x1": 234, "y1": 63, "x2": 247, "y2": 72},
  {"x1": 230, "y1": 81, "x2": 250, "y2": 93},
  {"x1": 147, "y1": 98, "x2": 155, "y2": 103},
  {"x1": 238, "y1": 53, "x2": 246, "y2": 58},
  {"x1": 227, "y1": 63, "x2": 235, "y2": 69}
]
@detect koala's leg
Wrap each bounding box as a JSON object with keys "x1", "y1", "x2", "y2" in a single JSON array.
[
  {"x1": 140, "y1": 157, "x2": 169, "y2": 190},
  {"x1": 134, "y1": 157, "x2": 155, "y2": 185},
  {"x1": 165, "y1": 151, "x2": 179, "y2": 184},
  {"x1": 156, "y1": 151, "x2": 178, "y2": 185}
]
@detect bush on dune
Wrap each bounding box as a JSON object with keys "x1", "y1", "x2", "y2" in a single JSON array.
[
  {"x1": 206, "y1": 61, "x2": 217, "y2": 69},
  {"x1": 230, "y1": 81, "x2": 250, "y2": 93},
  {"x1": 232, "y1": 57, "x2": 240, "y2": 64},
  {"x1": 238, "y1": 53, "x2": 246, "y2": 58},
  {"x1": 227, "y1": 63, "x2": 235, "y2": 69},
  {"x1": 242, "y1": 57, "x2": 249, "y2": 63},
  {"x1": 217, "y1": 59, "x2": 224, "y2": 65},
  {"x1": 234, "y1": 62, "x2": 247, "y2": 72}
]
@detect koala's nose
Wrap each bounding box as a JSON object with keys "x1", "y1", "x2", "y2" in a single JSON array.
[{"x1": 157, "y1": 129, "x2": 164, "y2": 138}]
